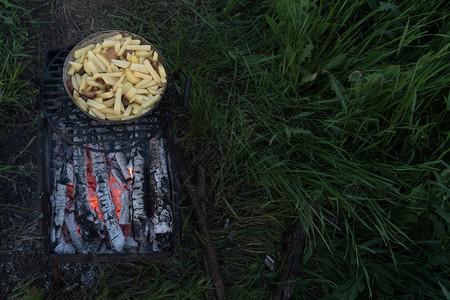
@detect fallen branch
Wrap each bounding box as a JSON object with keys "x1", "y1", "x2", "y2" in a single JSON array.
[
  {"x1": 175, "y1": 147, "x2": 227, "y2": 300},
  {"x1": 272, "y1": 221, "x2": 306, "y2": 300}
]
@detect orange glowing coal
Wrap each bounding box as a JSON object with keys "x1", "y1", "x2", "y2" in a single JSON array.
[
  {"x1": 109, "y1": 173, "x2": 122, "y2": 219},
  {"x1": 129, "y1": 167, "x2": 134, "y2": 179}
]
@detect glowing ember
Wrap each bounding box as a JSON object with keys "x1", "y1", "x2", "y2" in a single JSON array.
[
  {"x1": 109, "y1": 173, "x2": 122, "y2": 220},
  {"x1": 129, "y1": 167, "x2": 134, "y2": 179},
  {"x1": 66, "y1": 185, "x2": 74, "y2": 199},
  {"x1": 86, "y1": 152, "x2": 104, "y2": 221}
]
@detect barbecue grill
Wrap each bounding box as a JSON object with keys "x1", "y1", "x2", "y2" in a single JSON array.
[{"x1": 37, "y1": 44, "x2": 190, "y2": 264}]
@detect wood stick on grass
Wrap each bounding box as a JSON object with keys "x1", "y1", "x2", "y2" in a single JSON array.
[
  {"x1": 272, "y1": 220, "x2": 307, "y2": 300},
  {"x1": 176, "y1": 149, "x2": 227, "y2": 300}
]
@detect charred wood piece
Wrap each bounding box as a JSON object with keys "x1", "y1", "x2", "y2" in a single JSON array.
[
  {"x1": 73, "y1": 146, "x2": 105, "y2": 246},
  {"x1": 50, "y1": 183, "x2": 69, "y2": 243},
  {"x1": 130, "y1": 152, "x2": 149, "y2": 243},
  {"x1": 149, "y1": 138, "x2": 173, "y2": 251},
  {"x1": 90, "y1": 148, "x2": 125, "y2": 252}
]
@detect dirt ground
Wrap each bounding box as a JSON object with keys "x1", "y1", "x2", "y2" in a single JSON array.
[{"x1": 0, "y1": 1, "x2": 125, "y2": 297}]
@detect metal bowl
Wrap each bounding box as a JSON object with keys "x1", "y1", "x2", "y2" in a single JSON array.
[{"x1": 63, "y1": 30, "x2": 168, "y2": 124}]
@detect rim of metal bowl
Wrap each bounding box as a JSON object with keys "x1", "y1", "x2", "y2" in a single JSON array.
[{"x1": 63, "y1": 30, "x2": 168, "y2": 124}]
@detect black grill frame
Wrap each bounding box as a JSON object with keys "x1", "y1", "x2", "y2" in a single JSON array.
[{"x1": 40, "y1": 45, "x2": 180, "y2": 153}]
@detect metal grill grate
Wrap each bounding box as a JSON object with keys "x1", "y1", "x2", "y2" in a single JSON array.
[{"x1": 39, "y1": 45, "x2": 179, "y2": 153}]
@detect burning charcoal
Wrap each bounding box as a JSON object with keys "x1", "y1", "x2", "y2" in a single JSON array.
[
  {"x1": 124, "y1": 236, "x2": 138, "y2": 250},
  {"x1": 55, "y1": 241, "x2": 76, "y2": 254},
  {"x1": 115, "y1": 152, "x2": 131, "y2": 182},
  {"x1": 148, "y1": 137, "x2": 173, "y2": 252},
  {"x1": 111, "y1": 168, "x2": 126, "y2": 187},
  {"x1": 90, "y1": 146, "x2": 125, "y2": 252},
  {"x1": 73, "y1": 146, "x2": 105, "y2": 246},
  {"x1": 58, "y1": 163, "x2": 74, "y2": 186},
  {"x1": 119, "y1": 189, "x2": 130, "y2": 225},
  {"x1": 66, "y1": 146, "x2": 74, "y2": 161},
  {"x1": 64, "y1": 212, "x2": 86, "y2": 254},
  {"x1": 130, "y1": 151, "x2": 149, "y2": 244},
  {"x1": 50, "y1": 183, "x2": 69, "y2": 243}
]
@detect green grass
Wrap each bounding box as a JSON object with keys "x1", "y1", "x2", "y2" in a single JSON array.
[
  {"x1": 6, "y1": 0, "x2": 450, "y2": 298},
  {"x1": 0, "y1": 0, "x2": 36, "y2": 181},
  {"x1": 0, "y1": 0, "x2": 34, "y2": 113},
  {"x1": 103, "y1": 0, "x2": 449, "y2": 298}
]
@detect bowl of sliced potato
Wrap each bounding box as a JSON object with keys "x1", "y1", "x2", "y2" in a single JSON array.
[{"x1": 63, "y1": 30, "x2": 168, "y2": 123}]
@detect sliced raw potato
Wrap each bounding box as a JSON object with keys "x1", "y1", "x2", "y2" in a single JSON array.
[
  {"x1": 110, "y1": 34, "x2": 123, "y2": 40},
  {"x1": 101, "y1": 107, "x2": 115, "y2": 115},
  {"x1": 130, "y1": 39, "x2": 141, "y2": 45},
  {"x1": 87, "y1": 99, "x2": 107, "y2": 110},
  {"x1": 126, "y1": 45, "x2": 151, "y2": 51},
  {"x1": 67, "y1": 66, "x2": 75, "y2": 76},
  {"x1": 103, "y1": 98, "x2": 115, "y2": 108},
  {"x1": 93, "y1": 72, "x2": 123, "y2": 78},
  {"x1": 69, "y1": 61, "x2": 83, "y2": 72},
  {"x1": 74, "y1": 44, "x2": 95, "y2": 58},
  {"x1": 143, "y1": 59, "x2": 161, "y2": 83},
  {"x1": 91, "y1": 107, "x2": 106, "y2": 119},
  {"x1": 86, "y1": 60, "x2": 99, "y2": 74},
  {"x1": 97, "y1": 90, "x2": 115, "y2": 99},
  {"x1": 135, "y1": 50, "x2": 151, "y2": 57},
  {"x1": 142, "y1": 94, "x2": 161, "y2": 109},
  {"x1": 87, "y1": 80, "x2": 102, "y2": 87},
  {"x1": 117, "y1": 37, "x2": 132, "y2": 56},
  {"x1": 105, "y1": 114, "x2": 122, "y2": 120},
  {"x1": 125, "y1": 88, "x2": 136, "y2": 100},
  {"x1": 130, "y1": 64, "x2": 148, "y2": 74},
  {"x1": 88, "y1": 51, "x2": 106, "y2": 72},
  {"x1": 135, "y1": 79, "x2": 155, "y2": 89},
  {"x1": 74, "y1": 73, "x2": 82, "y2": 87},
  {"x1": 158, "y1": 64, "x2": 166, "y2": 78},
  {"x1": 127, "y1": 53, "x2": 139, "y2": 64},
  {"x1": 103, "y1": 40, "x2": 120, "y2": 47},
  {"x1": 134, "y1": 71, "x2": 153, "y2": 81},
  {"x1": 114, "y1": 87, "x2": 122, "y2": 115},
  {"x1": 96, "y1": 53, "x2": 110, "y2": 70},
  {"x1": 125, "y1": 70, "x2": 140, "y2": 84},
  {"x1": 112, "y1": 59, "x2": 131, "y2": 69},
  {"x1": 123, "y1": 104, "x2": 133, "y2": 116},
  {"x1": 79, "y1": 74, "x2": 88, "y2": 91},
  {"x1": 92, "y1": 43, "x2": 103, "y2": 55},
  {"x1": 114, "y1": 43, "x2": 121, "y2": 54}
]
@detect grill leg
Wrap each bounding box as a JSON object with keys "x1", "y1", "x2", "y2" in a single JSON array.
[{"x1": 53, "y1": 265, "x2": 63, "y2": 286}]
